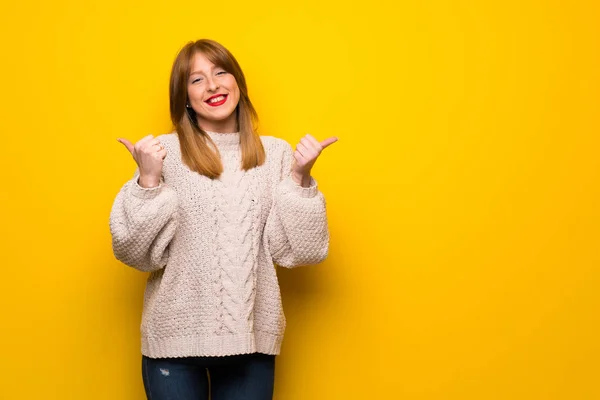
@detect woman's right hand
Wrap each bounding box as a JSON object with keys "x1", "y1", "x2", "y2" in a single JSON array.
[{"x1": 117, "y1": 135, "x2": 167, "y2": 188}]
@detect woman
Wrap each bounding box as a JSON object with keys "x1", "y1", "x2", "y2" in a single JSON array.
[{"x1": 110, "y1": 39, "x2": 336, "y2": 400}]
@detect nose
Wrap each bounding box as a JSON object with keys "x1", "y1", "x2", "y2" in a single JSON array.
[{"x1": 207, "y1": 77, "x2": 220, "y2": 92}]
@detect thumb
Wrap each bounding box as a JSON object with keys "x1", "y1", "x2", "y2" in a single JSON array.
[
  {"x1": 320, "y1": 136, "x2": 338, "y2": 149},
  {"x1": 117, "y1": 138, "x2": 135, "y2": 155}
]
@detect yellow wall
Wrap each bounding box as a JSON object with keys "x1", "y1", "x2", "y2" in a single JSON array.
[{"x1": 1, "y1": 0, "x2": 599, "y2": 398}]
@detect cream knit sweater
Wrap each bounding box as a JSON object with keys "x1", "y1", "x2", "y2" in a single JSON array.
[{"x1": 109, "y1": 131, "x2": 329, "y2": 358}]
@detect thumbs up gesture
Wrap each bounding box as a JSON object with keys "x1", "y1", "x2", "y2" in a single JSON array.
[
  {"x1": 292, "y1": 134, "x2": 338, "y2": 187},
  {"x1": 117, "y1": 135, "x2": 167, "y2": 188}
]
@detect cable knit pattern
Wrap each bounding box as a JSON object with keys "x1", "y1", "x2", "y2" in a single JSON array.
[{"x1": 109, "y1": 131, "x2": 329, "y2": 358}]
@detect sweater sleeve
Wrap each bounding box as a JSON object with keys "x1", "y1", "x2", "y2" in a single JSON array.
[
  {"x1": 109, "y1": 171, "x2": 179, "y2": 272},
  {"x1": 265, "y1": 140, "x2": 330, "y2": 268}
]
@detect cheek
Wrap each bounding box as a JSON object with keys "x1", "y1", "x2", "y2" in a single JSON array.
[
  {"x1": 230, "y1": 87, "x2": 241, "y2": 103},
  {"x1": 188, "y1": 86, "x2": 204, "y2": 102},
  {"x1": 225, "y1": 78, "x2": 239, "y2": 93}
]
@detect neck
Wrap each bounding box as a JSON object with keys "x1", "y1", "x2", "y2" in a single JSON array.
[{"x1": 198, "y1": 116, "x2": 238, "y2": 134}]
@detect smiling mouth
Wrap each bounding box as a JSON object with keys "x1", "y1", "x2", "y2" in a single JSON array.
[{"x1": 205, "y1": 95, "x2": 228, "y2": 106}]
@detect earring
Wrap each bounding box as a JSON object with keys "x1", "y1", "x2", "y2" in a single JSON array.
[{"x1": 186, "y1": 104, "x2": 191, "y2": 108}]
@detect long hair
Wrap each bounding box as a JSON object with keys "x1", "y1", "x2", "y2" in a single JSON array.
[{"x1": 169, "y1": 39, "x2": 265, "y2": 178}]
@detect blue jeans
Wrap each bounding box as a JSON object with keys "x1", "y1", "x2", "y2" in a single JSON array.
[{"x1": 142, "y1": 353, "x2": 275, "y2": 400}]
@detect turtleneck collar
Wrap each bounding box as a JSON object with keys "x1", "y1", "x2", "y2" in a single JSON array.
[{"x1": 205, "y1": 131, "x2": 240, "y2": 151}]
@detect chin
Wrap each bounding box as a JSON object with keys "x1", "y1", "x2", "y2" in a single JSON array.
[
  {"x1": 208, "y1": 114, "x2": 232, "y2": 123},
  {"x1": 212, "y1": 109, "x2": 236, "y2": 120}
]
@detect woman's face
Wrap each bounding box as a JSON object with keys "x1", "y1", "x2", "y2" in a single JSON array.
[{"x1": 187, "y1": 52, "x2": 240, "y2": 133}]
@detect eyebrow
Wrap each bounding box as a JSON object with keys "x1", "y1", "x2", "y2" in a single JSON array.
[{"x1": 189, "y1": 66, "x2": 225, "y2": 76}]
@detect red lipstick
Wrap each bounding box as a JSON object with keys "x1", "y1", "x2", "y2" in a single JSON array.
[{"x1": 205, "y1": 94, "x2": 228, "y2": 107}]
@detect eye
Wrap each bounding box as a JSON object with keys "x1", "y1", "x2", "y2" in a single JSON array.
[
  {"x1": 216, "y1": 71, "x2": 227, "y2": 76},
  {"x1": 191, "y1": 77, "x2": 203, "y2": 84}
]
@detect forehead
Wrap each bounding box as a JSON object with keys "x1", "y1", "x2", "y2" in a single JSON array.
[{"x1": 190, "y1": 52, "x2": 220, "y2": 73}]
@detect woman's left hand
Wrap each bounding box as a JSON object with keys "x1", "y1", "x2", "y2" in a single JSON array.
[{"x1": 292, "y1": 134, "x2": 338, "y2": 187}]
